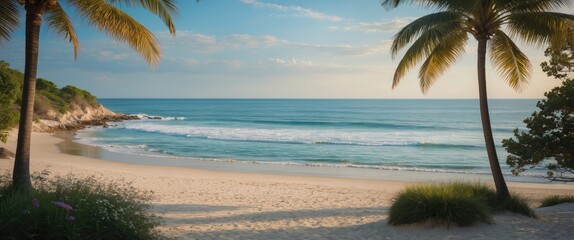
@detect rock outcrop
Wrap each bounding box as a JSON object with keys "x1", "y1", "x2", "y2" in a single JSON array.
[{"x1": 33, "y1": 103, "x2": 139, "y2": 132}]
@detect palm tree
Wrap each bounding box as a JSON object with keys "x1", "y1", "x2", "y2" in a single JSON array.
[
  {"x1": 0, "y1": 0, "x2": 178, "y2": 192},
  {"x1": 382, "y1": 0, "x2": 574, "y2": 200}
]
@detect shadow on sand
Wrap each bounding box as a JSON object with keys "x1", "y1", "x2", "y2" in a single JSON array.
[{"x1": 152, "y1": 203, "x2": 389, "y2": 239}]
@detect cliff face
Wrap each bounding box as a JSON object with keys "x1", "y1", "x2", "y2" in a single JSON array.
[{"x1": 33, "y1": 102, "x2": 137, "y2": 132}]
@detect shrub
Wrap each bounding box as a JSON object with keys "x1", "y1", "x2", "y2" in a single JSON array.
[
  {"x1": 495, "y1": 194, "x2": 536, "y2": 218},
  {"x1": 0, "y1": 171, "x2": 165, "y2": 240},
  {"x1": 388, "y1": 182, "x2": 535, "y2": 227},
  {"x1": 388, "y1": 182, "x2": 493, "y2": 227},
  {"x1": 540, "y1": 195, "x2": 574, "y2": 208}
]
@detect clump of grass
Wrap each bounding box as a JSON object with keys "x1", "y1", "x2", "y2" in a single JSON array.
[
  {"x1": 388, "y1": 181, "x2": 535, "y2": 227},
  {"x1": 495, "y1": 194, "x2": 536, "y2": 217},
  {"x1": 0, "y1": 171, "x2": 165, "y2": 239},
  {"x1": 540, "y1": 195, "x2": 574, "y2": 208}
]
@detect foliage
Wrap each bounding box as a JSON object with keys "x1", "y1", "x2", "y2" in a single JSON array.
[
  {"x1": 540, "y1": 22, "x2": 574, "y2": 80},
  {"x1": 35, "y1": 78, "x2": 99, "y2": 114},
  {"x1": 540, "y1": 195, "x2": 574, "y2": 207},
  {"x1": 0, "y1": 171, "x2": 166, "y2": 240},
  {"x1": 388, "y1": 182, "x2": 534, "y2": 227},
  {"x1": 383, "y1": 0, "x2": 574, "y2": 92},
  {"x1": 541, "y1": 46, "x2": 574, "y2": 80},
  {"x1": 0, "y1": 61, "x2": 20, "y2": 143},
  {"x1": 495, "y1": 194, "x2": 535, "y2": 218},
  {"x1": 502, "y1": 79, "x2": 574, "y2": 182},
  {"x1": 0, "y1": 61, "x2": 100, "y2": 123}
]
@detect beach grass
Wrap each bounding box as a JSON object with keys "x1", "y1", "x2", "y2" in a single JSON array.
[
  {"x1": 388, "y1": 182, "x2": 534, "y2": 227},
  {"x1": 0, "y1": 171, "x2": 165, "y2": 240},
  {"x1": 540, "y1": 195, "x2": 574, "y2": 208}
]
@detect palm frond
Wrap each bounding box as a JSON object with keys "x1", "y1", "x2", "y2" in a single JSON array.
[
  {"x1": 380, "y1": 0, "x2": 401, "y2": 9},
  {"x1": 423, "y1": 0, "x2": 477, "y2": 12},
  {"x1": 391, "y1": 11, "x2": 464, "y2": 58},
  {"x1": 489, "y1": 30, "x2": 531, "y2": 91},
  {"x1": 507, "y1": 12, "x2": 574, "y2": 47},
  {"x1": 109, "y1": 0, "x2": 178, "y2": 35},
  {"x1": 418, "y1": 30, "x2": 468, "y2": 93},
  {"x1": 382, "y1": 0, "x2": 476, "y2": 12},
  {"x1": 67, "y1": 0, "x2": 161, "y2": 66},
  {"x1": 0, "y1": 0, "x2": 20, "y2": 44},
  {"x1": 500, "y1": 0, "x2": 572, "y2": 12},
  {"x1": 45, "y1": 3, "x2": 79, "y2": 58},
  {"x1": 393, "y1": 22, "x2": 460, "y2": 88}
]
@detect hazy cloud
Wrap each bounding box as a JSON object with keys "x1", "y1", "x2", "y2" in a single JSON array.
[
  {"x1": 241, "y1": 0, "x2": 342, "y2": 22},
  {"x1": 268, "y1": 57, "x2": 314, "y2": 67},
  {"x1": 162, "y1": 31, "x2": 279, "y2": 53},
  {"x1": 162, "y1": 31, "x2": 391, "y2": 56},
  {"x1": 332, "y1": 18, "x2": 416, "y2": 33},
  {"x1": 284, "y1": 40, "x2": 393, "y2": 56}
]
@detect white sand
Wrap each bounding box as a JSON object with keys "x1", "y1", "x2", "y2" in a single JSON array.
[{"x1": 1, "y1": 131, "x2": 573, "y2": 239}]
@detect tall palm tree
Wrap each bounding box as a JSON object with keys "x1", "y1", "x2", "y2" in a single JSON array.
[
  {"x1": 0, "y1": 0, "x2": 178, "y2": 192},
  {"x1": 382, "y1": 0, "x2": 574, "y2": 199}
]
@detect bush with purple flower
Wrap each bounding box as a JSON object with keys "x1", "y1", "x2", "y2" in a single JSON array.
[{"x1": 1, "y1": 172, "x2": 162, "y2": 239}]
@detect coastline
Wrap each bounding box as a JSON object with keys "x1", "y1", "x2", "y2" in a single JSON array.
[
  {"x1": 58, "y1": 128, "x2": 553, "y2": 184},
  {"x1": 2, "y1": 130, "x2": 574, "y2": 239}
]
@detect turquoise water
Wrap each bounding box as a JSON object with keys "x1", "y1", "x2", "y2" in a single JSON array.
[{"x1": 76, "y1": 99, "x2": 539, "y2": 176}]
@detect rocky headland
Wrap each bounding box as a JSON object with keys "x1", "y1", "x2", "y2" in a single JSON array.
[{"x1": 32, "y1": 103, "x2": 139, "y2": 133}]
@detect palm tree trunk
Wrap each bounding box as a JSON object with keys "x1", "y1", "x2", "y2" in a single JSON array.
[
  {"x1": 477, "y1": 38, "x2": 510, "y2": 200},
  {"x1": 13, "y1": 3, "x2": 45, "y2": 192}
]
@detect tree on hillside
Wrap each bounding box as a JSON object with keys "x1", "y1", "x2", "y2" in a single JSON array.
[
  {"x1": 0, "y1": 61, "x2": 21, "y2": 143},
  {"x1": 381, "y1": 0, "x2": 574, "y2": 200},
  {"x1": 0, "y1": 0, "x2": 178, "y2": 192}
]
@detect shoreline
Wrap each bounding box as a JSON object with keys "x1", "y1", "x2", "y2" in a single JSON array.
[
  {"x1": 60, "y1": 128, "x2": 550, "y2": 184},
  {"x1": 2, "y1": 131, "x2": 574, "y2": 239}
]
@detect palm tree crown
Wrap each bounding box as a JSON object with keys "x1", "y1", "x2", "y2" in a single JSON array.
[
  {"x1": 0, "y1": 0, "x2": 178, "y2": 191},
  {"x1": 385, "y1": 0, "x2": 574, "y2": 92},
  {"x1": 1, "y1": 0, "x2": 178, "y2": 65}
]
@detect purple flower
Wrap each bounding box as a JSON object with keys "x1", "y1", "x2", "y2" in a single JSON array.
[
  {"x1": 53, "y1": 201, "x2": 75, "y2": 211},
  {"x1": 68, "y1": 216, "x2": 76, "y2": 221},
  {"x1": 32, "y1": 198, "x2": 40, "y2": 209}
]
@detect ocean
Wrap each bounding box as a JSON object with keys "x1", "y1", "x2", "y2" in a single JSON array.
[{"x1": 72, "y1": 99, "x2": 542, "y2": 179}]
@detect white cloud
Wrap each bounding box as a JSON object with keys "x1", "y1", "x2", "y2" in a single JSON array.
[
  {"x1": 225, "y1": 34, "x2": 279, "y2": 49},
  {"x1": 268, "y1": 57, "x2": 314, "y2": 67},
  {"x1": 334, "y1": 18, "x2": 416, "y2": 33},
  {"x1": 284, "y1": 40, "x2": 393, "y2": 56},
  {"x1": 162, "y1": 31, "x2": 391, "y2": 56},
  {"x1": 162, "y1": 31, "x2": 279, "y2": 53},
  {"x1": 241, "y1": 0, "x2": 342, "y2": 22}
]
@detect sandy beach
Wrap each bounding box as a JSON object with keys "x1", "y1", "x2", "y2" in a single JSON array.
[{"x1": 1, "y1": 131, "x2": 574, "y2": 239}]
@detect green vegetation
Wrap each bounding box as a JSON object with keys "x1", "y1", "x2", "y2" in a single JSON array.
[
  {"x1": 0, "y1": 171, "x2": 165, "y2": 239},
  {"x1": 502, "y1": 79, "x2": 574, "y2": 182},
  {"x1": 35, "y1": 78, "x2": 99, "y2": 116},
  {"x1": 0, "y1": 61, "x2": 21, "y2": 143},
  {"x1": 0, "y1": 61, "x2": 100, "y2": 142},
  {"x1": 502, "y1": 38, "x2": 574, "y2": 182},
  {"x1": 388, "y1": 182, "x2": 534, "y2": 227},
  {"x1": 540, "y1": 22, "x2": 574, "y2": 81},
  {"x1": 540, "y1": 195, "x2": 574, "y2": 208}
]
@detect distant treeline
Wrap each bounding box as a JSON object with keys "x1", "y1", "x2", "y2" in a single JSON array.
[{"x1": 0, "y1": 61, "x2": 99, "y2": 142}]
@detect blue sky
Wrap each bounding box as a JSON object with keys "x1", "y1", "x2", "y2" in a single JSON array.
[{"x1": 0, "y1": 0, "x2": 570, "y2": 98}]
